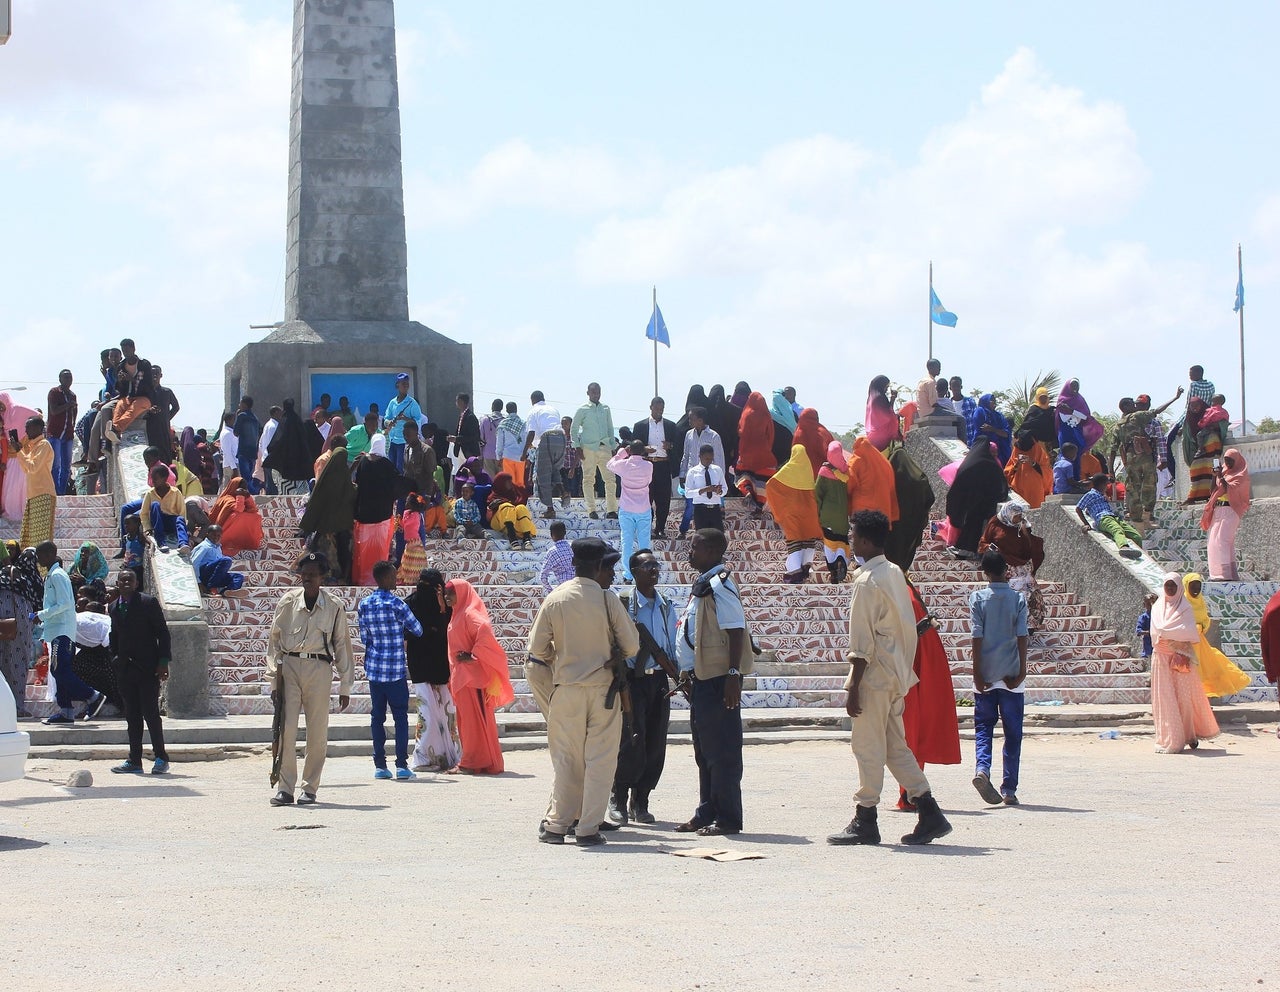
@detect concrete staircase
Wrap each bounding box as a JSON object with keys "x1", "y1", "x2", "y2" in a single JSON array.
[
  {"x1": 205, "y1": 493, "x2": 1150, "y2": 716},
  {"x1": 0, "y1": 494, "x2": 119, "y2": 718},
  {"x1": 1142, "y1": 501, "x2": 1278, "y2": 702}
]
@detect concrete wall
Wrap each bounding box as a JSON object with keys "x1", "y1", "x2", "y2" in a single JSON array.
[
  {"x1": 1174, "y1": 430, "x2": 1280, "y2": 500},
  {"x1": 225, "y1": 326, "x2": 472, "y2": 428},
  {"x1": 1232, "y1": 497, "x2": 1280, "y2": 581},
  {"x1": 1031, "y1": 496, "x2": 1157, "y2": 661}
]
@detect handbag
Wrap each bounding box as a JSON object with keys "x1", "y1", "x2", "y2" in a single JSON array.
[{"x1": 0, "y1": 618, "x2": 17, "y2": 641}]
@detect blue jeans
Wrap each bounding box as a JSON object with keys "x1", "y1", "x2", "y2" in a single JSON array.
[
  {"x1": 198, "y1": 556, "x2": 244, "y2": 592},
  {"x1": 237, "y1": 455, "x2": 259, "y2": 494},
  {"x1": 120, "y1": 498, "x2": 143, "y2": 548},
  {"x1": 617, "y1": 509, "x2": 652, "y2": 580},
  {"x1": 50, "y1": 436, "x2": 73, "y2": 495},
  {"x1": 388, "y1": 441, "x2": 405, "y2": 472},
  {"x1": 148, "y1": 503, "x2": 189, "y2": 547},
  {"x1": 369, "y1": 678, "x2": 410, "y2": 769},
  {"x1": 51, "y1": 636, "x2": 96, "y2": 713},
  {"x1": 690, "y1": 674, "x2": 743, "y2": 831},
  {"x1": 974, "y1": 687, "x2": 1024, "y2": 796},
  {"x1": 679, "y1": 496, "x2": 694, "y2": 535}
]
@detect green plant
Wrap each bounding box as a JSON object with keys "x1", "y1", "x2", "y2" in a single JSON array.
[{"x1": 1003, "y1": 369, "x2": 1062, "y2": 417}]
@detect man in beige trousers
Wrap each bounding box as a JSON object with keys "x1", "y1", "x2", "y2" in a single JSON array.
[
  {"x1": 266, "y1": 552, "x2": 354, "y2": 807},
  {"x1": 527, "y1": 538, "x2": 638, "y2": 846},
  {"x1": 828, "y1": 510, "x2": 952, "y2": 847}
]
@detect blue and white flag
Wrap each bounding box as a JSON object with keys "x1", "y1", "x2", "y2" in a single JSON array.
[
  {"x1": 1234, "y1": 265, "x2": 1244, "y2": 313},
  {"x1": 646, "y1": 304, "x2": 670, "y2": 347},
  {"x1": 930, "y1": 288, "x2": 958, "y2": 327}
]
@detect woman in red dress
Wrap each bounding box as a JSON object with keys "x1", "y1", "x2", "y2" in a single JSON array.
[
  {"x1": 898, "y1": 582, "x2": 961, "y2": 810},
  {"x1": 445, "y1": 579, "x2": 514, "y2": 774}
]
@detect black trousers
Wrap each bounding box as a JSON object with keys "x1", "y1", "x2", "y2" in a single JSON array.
[
  {"x1": 693, "y1": 504, "x2": 724, "y2": 531},
  {"x1": 690, "y1": 674, "x2": 743, "y2": 831},
  {"x1": 117, "y1": 663, "x2": 168, "y2": 764},
  {"x1": 649, "y1": 467, "x2": 674, "y2": 531},
  {"x1": 613, "y1": 671, "x2": 671, "y2": 799}
]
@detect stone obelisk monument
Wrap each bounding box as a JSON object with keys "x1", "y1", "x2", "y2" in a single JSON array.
[{"x1": 226, "y1": 0, "x2": 470, "y2": 420}]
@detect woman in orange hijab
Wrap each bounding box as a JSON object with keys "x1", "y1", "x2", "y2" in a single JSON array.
[
  {"x1": 207, "y1": 475, "x2": 263, "y2": 556},
  {"x1": 445, "y1": 579, "x2": 514, "y2": 774},
  {"x1": 792, "y1": 408, "x2": 833, "y2": 478},
  {"x1": 845, "y1": 436, "x2": 899, "y2": 523},
  {"x1": 1004, "y1": 431, "x2": 1052, "y2": 509},
  {"x1": 766, "y1": 444, "x2": 822, "y2": 583},
  {"x1": 734, "y1": 391, "x2": 776, "y2": 517}
]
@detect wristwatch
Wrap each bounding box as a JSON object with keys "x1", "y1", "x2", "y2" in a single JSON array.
[{"x1": 727, "y1": 668, "x2": 740, "y2": 677}]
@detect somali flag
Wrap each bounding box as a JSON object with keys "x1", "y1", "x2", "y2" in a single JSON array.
[
  {"x1": 930, "y1": 288, "x2": 957, "y2": 327},
  {"x1": 646, "y1": 304, "x2": 670, "y2": 347},
  {"x1": 1234, "y1": 266, "x2": 1244, "y2": 313}
]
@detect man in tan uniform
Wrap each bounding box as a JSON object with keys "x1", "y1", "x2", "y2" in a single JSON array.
[
  {"x1": 266, "y1": 552, "x2": 354, "y2": 807},
  {"x1": 527, "y1": 538, "x2": 639, "y2": 846},
  {"x1": 829, "y1": 510, "x2": 952, "y2": 846}
]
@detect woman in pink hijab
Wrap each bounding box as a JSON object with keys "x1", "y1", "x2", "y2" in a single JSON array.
[
  {"x1": 1199, "y1": 448, "x2": 1250, "y2": 580},
  {"x1": 1150, "y1": 572, "x2": 1219, "y2": 754},
  {"x1": 0, "y1": 392, "x2": 39, "y2": 520}
]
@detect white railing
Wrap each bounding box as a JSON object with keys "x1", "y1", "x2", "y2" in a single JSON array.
[{"x1": 1175, "y1": 431, "x2": 1280, "y2": 499}]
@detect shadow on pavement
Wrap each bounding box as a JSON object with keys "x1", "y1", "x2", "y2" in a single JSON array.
[
  {"x1": 890, "y1": 843, "x2": 1010, "y2": 857},
  {"x1": 0, "y1": 835, "x2": 48, "y2": 851},
  {"x1": 1012, "y1": 803, "x2": 1093, "y2": 814},
  {"x1": 0, "y1": 784, "x2": 203, "y2": 805}
]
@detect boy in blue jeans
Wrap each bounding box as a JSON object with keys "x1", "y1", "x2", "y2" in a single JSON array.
[
  {"x1": 357, "y1": 560, "x2": 423, "y2": 780},
  {"x1": 969, "y1": 549, "x2": 1028, "y2": 806}
]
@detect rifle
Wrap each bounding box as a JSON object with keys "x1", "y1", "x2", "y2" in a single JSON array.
[
  {"x1": 633, "y1": 621, "x2": 689, "y2": 701},
  {"x1": 269, "y1": 666, "x2": 284, "y2": 787},
  {"x1": 604, "y1": 640, "x2": 638, "y2": 746}
]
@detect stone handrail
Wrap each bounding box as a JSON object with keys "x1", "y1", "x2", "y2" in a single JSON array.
[{"x1": 110, "y1": 432, "x2": 210, "y2": 716}]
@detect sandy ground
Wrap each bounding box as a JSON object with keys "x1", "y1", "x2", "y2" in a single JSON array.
[{"x1": 2, "y1": 727, "x2": 1278, "y2": 992}]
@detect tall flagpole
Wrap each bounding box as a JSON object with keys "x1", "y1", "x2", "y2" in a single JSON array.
[
  {"x1": 928, "y1": 261, "x2": 934, "y2": 361},
  {"x1": 1238, "y1": 244, "x2": 1246, "y2": 434},
  {"x1": 652, "y1": 286, "x2": 659, "y2": 400}
]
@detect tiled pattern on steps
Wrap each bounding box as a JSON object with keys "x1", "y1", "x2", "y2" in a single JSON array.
[
  {"x1": 1140, "y1": 501, "x2": 1278, "y2": 702},
  {"x1": 197, "y1": 490, "x2": 1156, "y2": 715}
]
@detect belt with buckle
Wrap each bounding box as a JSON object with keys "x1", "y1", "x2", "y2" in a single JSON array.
[{"x1": 286, "y1": 652, "x2": 332, "y2": 662}]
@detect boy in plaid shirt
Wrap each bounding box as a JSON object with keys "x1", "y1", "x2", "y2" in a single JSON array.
[{"x1": 357, "y1": 560, "x2": 424, "y2": 780}]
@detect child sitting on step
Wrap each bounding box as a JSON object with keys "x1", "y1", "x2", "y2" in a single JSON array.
[
  {"x1": 190, "y1": 523, "x2": 245, "y2": 595},
  {"x1": 122, "y1": 514, "x2": 145, "y2": 584},
  {"x1": 453, "y1": 482, "x2": 484, "y2": 538},
  {"x1": 140, "y1": 463, "x2": 190, "y2": 554}
]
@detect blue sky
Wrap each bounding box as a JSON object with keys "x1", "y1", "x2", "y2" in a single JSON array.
[{"x1": 2, "y1": 2, "x2": 1277, "y2": 434}]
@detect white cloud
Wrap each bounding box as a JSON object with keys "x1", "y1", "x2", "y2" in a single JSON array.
[{"x1": 406, "y1": 139, "x2": 667, "y2": 227}]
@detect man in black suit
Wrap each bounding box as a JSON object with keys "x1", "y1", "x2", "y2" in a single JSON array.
[
  {"x1": 633, "y1": 397, "x2": 681, "y2": 538},
  {"x1": 450, "y1": 392, "x2": 482, "y2": 460},
  {"x1": 109, "y1": 569, "x2": 173, "y2": 775}
]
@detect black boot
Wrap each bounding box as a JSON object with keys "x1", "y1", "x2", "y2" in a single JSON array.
[
  {"x1": 606, "y1": 787, "x2": 628, "y2": 826},
  {"x1": 505, "y1": 522, "x2": 519, "y2": 545},
  {"x1": 630, "y1": 790, "x2": 655, "y2": 824},
  {"x1": 827, "y1": 804, "x2": 879, "y2": 845},
  {"x1": 901, "y1": 792, "x2": 952, "y2": 845}
]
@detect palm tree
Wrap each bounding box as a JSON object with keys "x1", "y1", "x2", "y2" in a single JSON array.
[{"x1": 1005, "y1": 370, "x2": 1062, "y2": 414}]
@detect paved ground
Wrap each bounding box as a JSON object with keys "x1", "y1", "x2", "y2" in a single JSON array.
[{"x1": 3, "y1": 727, "x2": 1278, "y2": 991}]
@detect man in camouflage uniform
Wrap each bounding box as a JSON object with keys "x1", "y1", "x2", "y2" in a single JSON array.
[{"x1": 1109, "y1": 389, "x2": 1183, "y2": 532}]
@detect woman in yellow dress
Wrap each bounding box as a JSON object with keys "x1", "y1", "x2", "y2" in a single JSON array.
[{"x1": 1182, "y1": 573, "x2": 1250, "y2": 698}]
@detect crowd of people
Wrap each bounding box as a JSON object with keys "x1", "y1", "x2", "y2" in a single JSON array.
[{"x1": 2, "y1": 341, "x2": 1277, "y2": 838}]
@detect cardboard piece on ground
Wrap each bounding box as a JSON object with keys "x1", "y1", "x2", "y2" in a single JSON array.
[{"x1": 671, "y1": 847, "x2": 766, "y2": 862}]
